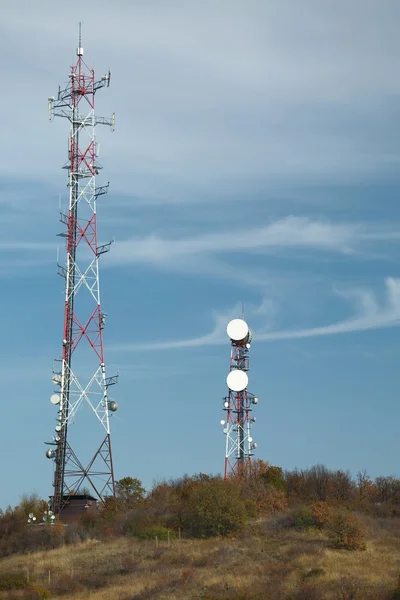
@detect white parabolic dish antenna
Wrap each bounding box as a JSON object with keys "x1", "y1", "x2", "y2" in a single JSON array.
[
  {"x1": 50, "y1": 394, "x2": 60, "y2": 405},
  {"x1": 227, "y1": 318, "x2": 249, "y2": 342},
  {"x1": 227, "y1": 369, "x2": 248, "y2": 392}
]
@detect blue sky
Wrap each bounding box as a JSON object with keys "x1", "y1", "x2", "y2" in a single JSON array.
[{"x1": 1, "y1": 0, "x2": 400, "y2": 509}]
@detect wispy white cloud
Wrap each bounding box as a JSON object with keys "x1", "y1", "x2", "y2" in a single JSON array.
[
  {"x1": 109, "y1": 278, "x2": 400, "y2": 352},
  {"x1": 111, "y1": 302, "x2": 243, "y2": 351},
  {"x1": 107, "y1": 217, "x2": 357, "y2": 266},
  {"x1": 105, "y1": 216, "x2": 400, "y2": 272},
  {"x1": 2, "y1": 215, "x2": 397, "y2": 283},
  {"x1": 0, "y1": 0, "x2": 398, "y2": 198},
  {"x1": 0, "y1": 1, "x2": 398, "y2": 290},
  {"x1": 259, "y1": 277, "x2": 400, "y2": 341}
]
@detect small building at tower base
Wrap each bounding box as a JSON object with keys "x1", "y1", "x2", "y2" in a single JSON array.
[{"x1": 57, "y1": 494, "x2": 98, "y2": 524}]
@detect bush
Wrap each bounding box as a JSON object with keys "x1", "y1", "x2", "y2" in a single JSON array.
[
  {"x1": 327, "y1": 509, "x2": 366, "y2": 550},
  {"x1": 122, "y1": 508, "x2": 159, "y2": 538},
  {"x1": 292, "y1": 506, "x2": 314, "y2": 530},
  {"x1": 79, "y1": 513, "x2": 102, "y2": 534},
  {"x1": 311, "y1": 501, "x2": 334, "y2": 529},
  {"x1": 50, "y1": 575, "x2": 83, "y2": 596},
  {"x1": 330, "y1": 575, "x2": 366, "y2": 599},
  {"x1": 242, "y1": 498, "x2": 258, "y2": 519},
  {"x1": 26, "y1": 586, "x2": 52, "y2": 599},
  {"x1": 0, "y1": 571, "x2": 27, "y2": 590},
  {"x1": 184, "y1": 478, "x2": 247, "y2": 538},
  {"x1": 302, "y1": 567, "x2": 326, "y2": 580},
  {"x1": 389, "y1": 575, "x2": 400, "y2": 600},
  {"x1": 240, "y1": 462, "x2": 288, "y2": 516},
  {"x1": 262, "y1": 488, "x2": 288, "y2": 514},
  {"x1": 63, "y1": 522, "x2": 86, "y2": 545},
  {"x1": 78, "y1": 570, "x2": 109, "y2": 590},
  {"x1": 250, "y1": 486, "x2": 287, "y2": 515},
  {"x1": 136, "y1": 525, "x2": 176, "y2": 541}
]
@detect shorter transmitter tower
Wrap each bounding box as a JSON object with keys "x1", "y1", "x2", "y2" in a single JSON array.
[{"x1": 221, "y1": 318, "x2": 259, "y2": 479}]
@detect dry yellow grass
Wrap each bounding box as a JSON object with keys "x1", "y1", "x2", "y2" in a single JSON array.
[{"x1": 0, "y1": 518, "x2": 399, "y2": 599}]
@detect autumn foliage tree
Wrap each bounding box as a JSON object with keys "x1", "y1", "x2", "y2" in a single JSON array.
[
  {"x1": 326, "y1": 508, "x2": 366, "y2": 550},
  {"x1": 144, "y1": 474, "x2": 249, "y2": 538},
  {"x1": 356, "y1": 470, "x2": 374, "y2": 502},
  {"x1": 286, "y1": 466, "x2": 358, "y2": 505},
  {"x1": 182, "y1": 477, "x2": 248, "y2": 538},
  {"x1": 3, "y1": 462, "x2": 400, "y2": 557},
  {"x1": 0, "y1": 494, "x2": 63, "y2": 558},
  {"x1": 311, "y1": 501, "x2": 334, "y2": 529},
  {"x1": 115, "y1": 477, "x2": 146, "y2": 512},
  {"x1": 239, "y1": 460, "x2": 288, "y2": 514}
]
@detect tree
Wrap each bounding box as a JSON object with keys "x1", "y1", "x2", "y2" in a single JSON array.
[
  {"x1": 306, "y1": 464, "x2": 331, "y2": 501},
  {"x1": 326, "y1": 509, "x2": 366, "y2": 550},
  {"x1": 183, "y1": 477, "x2": 247, "y2": 538},
  {"x1": 115, "y1": 477, "x2": 146, "y2": 512},
  {"x1": 147, "y1": 480, "x2": 179, "y2": 519},
  {"x1": 261, "y1": 465, "x2": 286, "y2": 491},
  {"x1": 355, "y1": 470, "x2": 375, "y2": 510},
  {"x1": 374, "y1": 476, "x2": 400, "y2": 504},
  {"x1": 328, "y1": 470, "x2": 354, "y2": 502},
  {"x1": 73, "y1": 487, "x2": 92, "y2": 496},
  {"x1": 356, "y1": 470, "x2": 373, "y2": 500},
  {"x1": 285, "y1": 469, "x2": 307, "y2": 501},
  {"x1": 244, "y1": 460, "x2": 286, "y2": 491},
  {"x1": 17, "y1": 493, "x2": 48, "y2": 517},
  {"x1": 311, "y1": 501, "x2": 334, "y2": 529}
]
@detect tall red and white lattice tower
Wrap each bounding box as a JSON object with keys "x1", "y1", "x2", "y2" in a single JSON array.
[
  {"x1": 222, "y1": 319, "x2": 258, "y2": 479},
  {"x1": 45, "y1": 25, "x2": 119, "y2": 516}
]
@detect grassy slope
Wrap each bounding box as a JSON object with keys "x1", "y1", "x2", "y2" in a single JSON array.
[{"x1": 1, "y1": 516, "x2": 400, "y2": 599}]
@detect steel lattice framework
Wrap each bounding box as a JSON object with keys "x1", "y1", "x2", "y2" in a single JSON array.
[
  {"x1": 45, "y1": 27, "x2": 118, "y2": 516},
  {"x1": 222, "y1": 319, "x2": 258, "y2": 479}
]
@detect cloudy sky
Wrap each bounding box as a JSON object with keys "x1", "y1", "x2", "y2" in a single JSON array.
[{"x1": 0, "y1": 0, "x2": 399, "y2": 508}]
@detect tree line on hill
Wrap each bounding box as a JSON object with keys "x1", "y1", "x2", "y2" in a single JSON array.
[{"x1": 0, "y1": 460, "x2": 399, "y2": 557}]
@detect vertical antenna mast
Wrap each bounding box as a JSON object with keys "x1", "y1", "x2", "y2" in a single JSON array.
[
  {"x1": 46, "y1": 26, "x2": 118, "y2": 517},
  {"x1": 221, "y1": 318, "x2": 259, "y2": 478}
]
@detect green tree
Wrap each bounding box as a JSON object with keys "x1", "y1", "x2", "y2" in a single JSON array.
[
  {"x1": 116, "y1": 477, "x2": 146, "y2": 512},
  {"x1": 17, "y1": 494, "x2": 49, "y2": 519},
  {"x1": 183, "y1": 477, "x2": 247, "y2": 538},
  {"x1": 260, "y1": 465, "x2": 286, "y2": 491}
]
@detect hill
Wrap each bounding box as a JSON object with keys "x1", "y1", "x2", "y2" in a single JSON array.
[
  {"x1": 0, "y1": 514, "x2": 400, "y2": 599},
  {"x1": 2, "y1": 462, "x2": 400, "y2": 598}
]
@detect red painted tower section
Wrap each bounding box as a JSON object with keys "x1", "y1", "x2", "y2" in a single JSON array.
[
  {"x1": 222, "y1": 319, "x2": 258, "y2": 479},
  {"x1": 45, "y1": 26, "x2": 118, "y2": 517}
]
